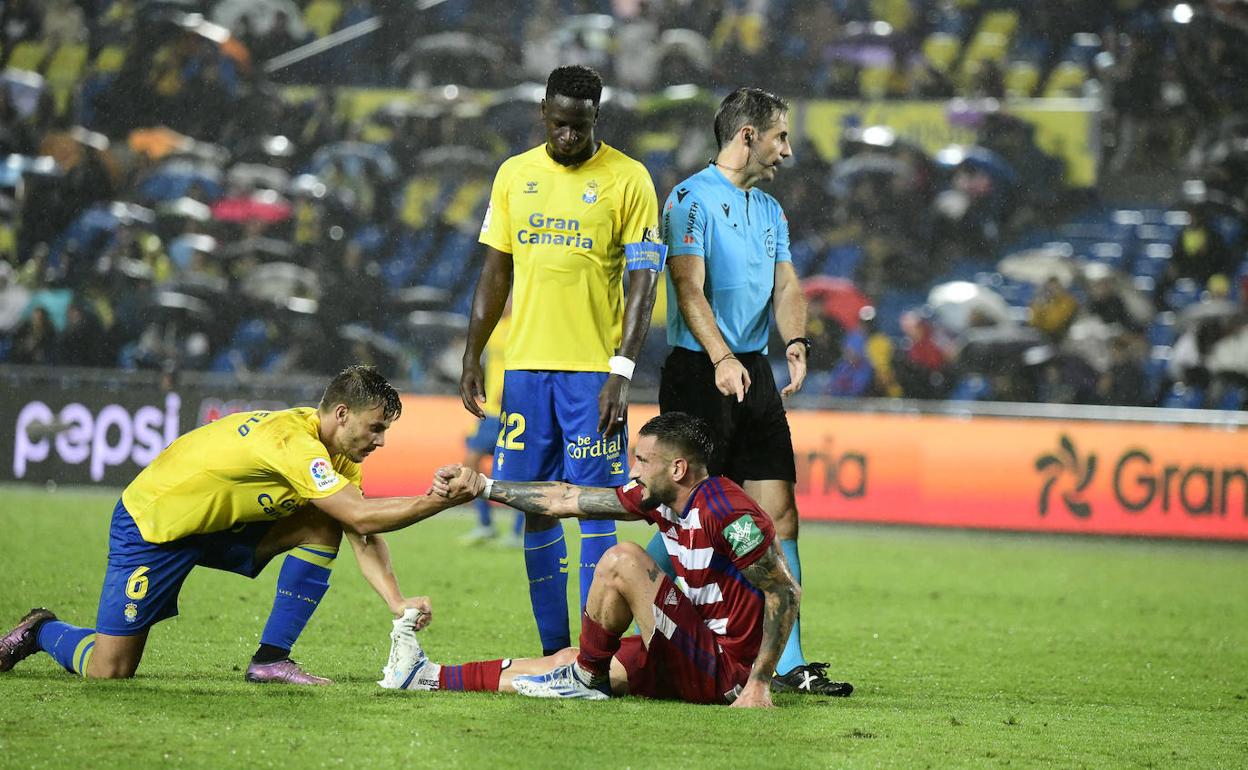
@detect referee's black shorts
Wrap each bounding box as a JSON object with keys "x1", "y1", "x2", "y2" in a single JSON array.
[{"x1": 658, "y1": 346, "x2": 796, "y2": 484}]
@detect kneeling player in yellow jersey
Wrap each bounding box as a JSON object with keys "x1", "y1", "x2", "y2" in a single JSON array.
[{"x1": 0, "y1": 365, "x2": 477, "y2": 684}]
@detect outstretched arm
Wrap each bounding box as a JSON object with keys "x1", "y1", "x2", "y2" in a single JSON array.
[
  {"x1": 345, "y1": 532, "x2": 433, "y2": 626},
  {"x1": 732, "y1": 543, "x2": 801, "y2": 708},
  {"x1": 434, "y1": 465, "x2": 642, "y2": 521},
  {"x1": 313, "y1": 482, "x2": 475, "y2": 536}
]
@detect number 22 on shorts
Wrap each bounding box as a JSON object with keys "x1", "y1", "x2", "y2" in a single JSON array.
[{"x1": 496, "y1": 411, "x2": 526, "y2": 450}]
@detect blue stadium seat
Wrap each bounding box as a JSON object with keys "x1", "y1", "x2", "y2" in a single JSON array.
[
  {"x1": 1216, "y1": 387, "x2": 1246, "y2": 411},
  {"x1": 819, "y1": 242, "x2": 865, "y2": 278},
  {"x1": 949, "y1": 374, "x2": 992, "y2": 401},
  {"x1": 1161, "y1": 383, "x2": 1205, "y2": 409},
  {"x1": 1146, "y1": 315, "x2": 1177, "y2": 346}
]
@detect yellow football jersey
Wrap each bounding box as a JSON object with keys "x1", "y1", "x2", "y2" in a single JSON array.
[
  {"x1": 478, "y1": 142, "x2": 660, "y2": 371},
  {"x1": 121, "y1": 408, "x2": 361, "y2": 543}
]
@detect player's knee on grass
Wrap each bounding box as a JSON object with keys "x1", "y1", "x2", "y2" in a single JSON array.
[{"x1": 85, "y1": 634, "x2": 145, "y2": 679}]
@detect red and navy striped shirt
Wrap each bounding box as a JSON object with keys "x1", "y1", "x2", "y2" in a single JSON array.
[{"x1": 615, "y1": 476, "x2": 775, "y2": 662}]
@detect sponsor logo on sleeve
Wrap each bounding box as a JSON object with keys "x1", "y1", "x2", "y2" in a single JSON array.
[
  {"x1": 724, "y1": 515, "x2": 764, "y2": 557},
  {"x1": 479, "y1": 202, "x2": 493, "y2": 235},
  {"x1": 309, "y1": 457, "x2": 339, "y2": 491}
]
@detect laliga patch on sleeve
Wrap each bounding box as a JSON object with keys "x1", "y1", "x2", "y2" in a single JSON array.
[
  {"x1": 724, "y1": 515, "x2": 764, "y2": 558},
  {"x1": 309, "y1": 457, "x2": 340, "y2": 492},
  {"x1": 479, "y1": 202, "x2": 493, "y2": 236},
  {"x1": 624, "y1": 241, "x2": 668, "y2": 272}
]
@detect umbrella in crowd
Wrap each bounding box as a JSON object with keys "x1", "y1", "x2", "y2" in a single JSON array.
[
  {"x1": 927, "y1": 280, "x2": 1013, "y2": 334},
  {"x1": 1176, "y1": 297, "x2": 1242, "y2": 330},
  {"x1": 138, "y1": 159, "x2": 226, "y2": 202},
  {"x1": 0, "y1": 154, "x2": 59, "y2": 188},
  {"x1": 307, "y1": 141, "x2": 398, "y2": 181},
  {"x1": 157, "y1": 196, "x2": 213, "y2": 224},
  {"x1": 827, "y1": 154, "x2": 910, "y2": 197},
  {"x1": 241, "y1": 261, "x2": 320, "y2": 305},
  {"x1": 218, "y1": 236, "x2": 295, "y2": 262},
  {"x1": 401, "y1": 33, "x2": 508, "y2": 89},
  {"x1": 803, "y1": 276, "x2": 872, "y2": 331},
  {"x1": 997, "y1": 244, "x2": 1079, "y2": 286},
  {"x1": 211, "y1": 190, "x2": 292, "y2": 224},
  {"x1": 0, "y1": 68, "x2": 44, "y2": 118},
  {"x1": 227, "y1": 163, "x2": 291, "y2": 193},
  {"x1": 211, "y1": 0, "x2": 306, "y2": 37},
  {"x1": 936, "y1": 145, "x2": 1020, "y2": 187},
  {"x1": 957, "y1": 323, "x2": 1045, "y2": 374}
]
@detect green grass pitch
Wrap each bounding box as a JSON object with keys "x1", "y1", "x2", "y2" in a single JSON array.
[{"x1": 1, "y1": 485, "x2": 1245, "y2": 769}]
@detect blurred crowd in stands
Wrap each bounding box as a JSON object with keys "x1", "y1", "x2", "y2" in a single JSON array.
[{"x1": 0, "y1": 0, "x2": 1245, "y2": 410}]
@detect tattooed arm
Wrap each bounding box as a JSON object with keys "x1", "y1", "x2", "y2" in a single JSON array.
[
  {"x1": 491, "y1": 480, "x2": 642, "y2": 521},
  {"x1": 434, "y1": 464, "x2": 641, "y2": 521},
  {"x1": 732, "y1": 543, "x2": 801, "y2": 708}
]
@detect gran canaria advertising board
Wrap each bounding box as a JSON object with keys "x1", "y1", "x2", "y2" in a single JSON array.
[
  {"x1": 361, "y1": 399, "x2": 1247, "y2": 541},
  {"x1": 6, "y1": 383, "x2": 1243, "y2": 540},
  {"x1": 786, "y1": 411, "x2": 1247, "y2": 541}
]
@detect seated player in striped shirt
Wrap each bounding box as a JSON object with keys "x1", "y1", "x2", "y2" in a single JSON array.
[{"x1": 378, "y1": 412, "x2": 800, "y2": 708}]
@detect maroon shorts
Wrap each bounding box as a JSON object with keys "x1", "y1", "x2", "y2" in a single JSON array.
[{"x1": 613, "y1": 576, "x2": 752, "y2": 704}]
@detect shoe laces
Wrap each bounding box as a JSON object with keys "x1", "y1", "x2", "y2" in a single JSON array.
[{"x1": 803, "y1": 662, "x2": 831, "y2": 680}]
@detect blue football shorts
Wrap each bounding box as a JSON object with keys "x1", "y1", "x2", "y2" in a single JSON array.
[
  {"x1": 95, "y1": 499, "x2": 276, "y2": 636},
  {"x1": 492, "y1": 370, "x2": 628, "y2": 486}
]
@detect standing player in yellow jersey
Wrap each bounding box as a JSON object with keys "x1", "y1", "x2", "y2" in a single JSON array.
[
  {"x1": 460, "y1": 65, "x2": 666, "y2": 655},
  {"x1": 0, "y1": 366, "x2": 477, "y2": 683}
]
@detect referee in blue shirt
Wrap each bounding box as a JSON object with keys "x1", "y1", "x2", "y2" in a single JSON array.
[{"x1": 653, "y1": 88, "x2": 853, "y2": 696}]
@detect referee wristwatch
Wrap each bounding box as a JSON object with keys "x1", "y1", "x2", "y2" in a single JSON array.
[{"x1": 785, "y1": 337, "x2": 812, "y2": 356}]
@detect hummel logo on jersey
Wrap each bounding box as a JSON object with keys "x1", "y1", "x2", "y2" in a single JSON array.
[
  {"x1": 676, "y1": 188, "x2": 690, "y2": 203},
  {"x1": 721, "y1": 203, "x2": 731, "y2": 217},
  {"x1": 724, "y1": 515, "x2": 764, "y2": 557},
  {"x1": 524, "y1": 181, "x2": 538, "y2": 194}
]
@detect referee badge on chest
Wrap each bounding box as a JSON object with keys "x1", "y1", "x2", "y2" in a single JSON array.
[
  {"x1": 582, "y1": 180, "x2": 598, "y2": 204},
  {"x1": 764, "y1": 227, "x2": 776, "y2": 258}
]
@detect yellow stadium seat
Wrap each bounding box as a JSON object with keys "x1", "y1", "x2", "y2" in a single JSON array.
[
  {"x1": 304, "y1": 0, "x2": 343, "y2": 39},
  {"x1": 922, "y1": 32, "x2": 961, "y2": 73},
  {"x1": 965, "y1": 31, "x2": 1008, "y2": 63},
  {"x1": 46, "y1": 43, "x2": 88, "y2": 89},
  {"x1": 92, "y1": 44, "x2": 127, "y2": 74},
  {"x1": 1043, "y1": 61, "x2": 1087, "y2": 97},
  {"x1": 1005, "y1": 61, "x2": 1039, "y2": 97},
  {"x1": 978, "y1": 10, "x2": 1019, "y2": 37},
  {"x1": 870, "y1": 0, "x2": 915, "y2": 32},
  {"x1": 399, "y1": 178, "x2": 440, "y2": 231},
  {"x1": 859, "y1": 64, "x2": 893, "y2": 99},
  {"x1": 443, "y1": 179, "x2": 488, "y2": 228},
  {"x1": 7, "y1": 39, "x2": 47, "y2": 72}
]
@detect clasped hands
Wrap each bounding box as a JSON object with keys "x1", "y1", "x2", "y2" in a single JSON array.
[{"x1": 432, "y1": 464, "x2": 485, "y2": 499}]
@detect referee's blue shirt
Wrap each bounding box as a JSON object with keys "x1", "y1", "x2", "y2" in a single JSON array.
[{"x1": 660, "y1": 164, "x2": 792, "y2": 354}]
